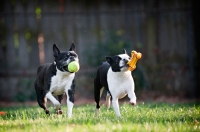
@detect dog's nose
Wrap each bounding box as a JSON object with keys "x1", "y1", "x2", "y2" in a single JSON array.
[{"x1": 130, "y1": 102, "x2": 135, "y2": 105}]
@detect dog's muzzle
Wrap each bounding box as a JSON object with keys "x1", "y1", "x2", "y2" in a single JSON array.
[
  {"x1": 63, "y1": 59, "x2": 79, "y2": 73},
  {"x1": 119, "y1": 59, "x2": 129, "y2": 69}
]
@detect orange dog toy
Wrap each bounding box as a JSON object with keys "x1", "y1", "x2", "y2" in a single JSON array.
[{"x1": 127, "y1": 50, "x2": 142, "y2": 71}]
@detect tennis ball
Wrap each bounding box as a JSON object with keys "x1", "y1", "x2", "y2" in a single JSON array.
[{"x1": 68, "y1": 61, "x2": 80, "y2": 72}]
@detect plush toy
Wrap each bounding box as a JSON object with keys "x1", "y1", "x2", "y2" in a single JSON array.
[{"x1": 127, "y1": 50, "x2": 142, "y2": 71}]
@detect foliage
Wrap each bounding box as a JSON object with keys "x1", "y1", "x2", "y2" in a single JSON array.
[
  {"x1": 15, "y1": 78, "x2": 36, "y2": 102},
  {"x1": 85, "y1": 30, "x2": 132, "y2": 67},
  {"x1": 0, "y1": 103, "x2": 199, "y2": 132},
  {"x1": 84, "y1": 30, "x2": 148, "y2": 91}
]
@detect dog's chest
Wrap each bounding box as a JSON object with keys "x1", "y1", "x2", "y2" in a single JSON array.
[
  {"x1": 50, "y1": 72, "x2": 75, "y2": 95},
  {"x1": 107, "y1": 68, "x2": 134, "y2": 97}
]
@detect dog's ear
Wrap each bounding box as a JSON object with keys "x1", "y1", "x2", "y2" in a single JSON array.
[
  {"x1": 69, "y1": 41, "x2": 75, "y2": 51},
  {"x1": 53, "y1": 44, "x2": 60, "y2": 58},
  {"x1": 106, "y1": 56, "x2": 112, "y2": 64},
  {"x1": 123, "y1": 48, "x2": 127, "y2": 54}
]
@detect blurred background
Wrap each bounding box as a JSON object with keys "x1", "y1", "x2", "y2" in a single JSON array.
[{"x1": 0, "y1": 0, "x2": 199, "y2": 104}]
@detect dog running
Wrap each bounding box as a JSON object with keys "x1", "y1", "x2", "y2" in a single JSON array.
[
  {"x1": 94, "y1": 49, "x2": 137, "y2": 117},
  {"x1": 35, "y1": 42, "x2": 79, "y2": 118}
]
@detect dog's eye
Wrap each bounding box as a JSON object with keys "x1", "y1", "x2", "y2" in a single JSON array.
[
  {"x1": 67, "y1": 53, "x2": 71, "y2": 57},
  {"x1": 63, "y1": 55, "x2": 69, "y2": 59},
  {"x1": 66, "y1": 53, "x2": 70, "y2": 56}
]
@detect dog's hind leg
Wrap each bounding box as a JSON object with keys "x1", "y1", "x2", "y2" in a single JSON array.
[
  {"x1": 58, "y1": 94, "x2": 63, "y2": 103},
  {"x1": 38, "y1": 97, "x2": 50, "y2": 114},
  {"x1": 56, "y1": 95, "x2": 63, "y2": 114},
  {"x1": 94, "y1": 76, "x2": 103, "y2": 112},
  {"x1": 105, "y1": 92, "x2": 111, "y2": 109},
  {"x1": 37, "y1": 95, "x2": 49, "y2": 114},
  {"x1": 100, "y1": 87, "x2": 104, "y2": 99},
  {"x1": 35, "y1": 84, "x2": 50, "y2": 114}
]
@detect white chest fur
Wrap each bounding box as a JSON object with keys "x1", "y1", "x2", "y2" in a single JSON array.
[
  {"x1": 107, "y1": 68, "x2": 135, "y2": 98},
  {"x1": 50, "y1": 70, "x2": 75, "y2": 96}
]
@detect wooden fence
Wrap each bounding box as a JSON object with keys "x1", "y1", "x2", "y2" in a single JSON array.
[{"x1": 0, "y1": 0, "x2": 195, "y2": 101}]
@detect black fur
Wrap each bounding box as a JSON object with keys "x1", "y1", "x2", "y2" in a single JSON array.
[
  {"x1": 68, "y1": 79, "x2": 75, "y2": 103},
  {"x1": 94, "y1": 49, "x2": 131, "y2": 112},
  {"x1": 35, "y1": 43, "x2": 78, "y2": 115},
  {"x1": 94, "y1": 62, "x2": 110, "y2": 109}
]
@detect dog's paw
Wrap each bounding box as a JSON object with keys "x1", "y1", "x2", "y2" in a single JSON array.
[
  {"x1": 96, "y1": 108, "x2": 100, "y2": 115},
  {"x1": 130, "y1": 102, "x2": 136, "y2": 105},
  {"x1": 56, "y1": 109, "x2": 62, "y2": 115},
  {"x1": 45, "y1": 110, "x2": 50, "y2": 115}
]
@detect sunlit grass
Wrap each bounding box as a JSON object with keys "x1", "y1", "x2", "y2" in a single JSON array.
[{"x1": 0, "y1": 103, "x2": 200, "y2": 132}]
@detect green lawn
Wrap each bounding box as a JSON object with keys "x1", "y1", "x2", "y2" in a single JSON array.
[{"x1": 0, "y1": 102, "x2": 200, "y2": 132}]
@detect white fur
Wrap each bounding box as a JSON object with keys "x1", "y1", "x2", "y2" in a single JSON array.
[
  {"x1": 119, "y1": 54, "x2": 130, "y2": 72},
  {"x1": 118, "y1": 54, "x2": 128, "y2": 66},
  {"x1": 107, "y1": 68, "x2": 136, "y2": 117},
  {"x1": 67, "y1": 98, "x2": 74, "y2": 118},
  {"x1": 49, "y1": 68, "x2": 75, "y2": 95},
  {"x1": 105, "y1": 92, "x2": 111, "y2": 108},
  {"x1": 45, "y1": 68, "x2": 75, "y2": 118},
  {"x1": 46, "y1": 92, "x2": 61, "y2": 109}
]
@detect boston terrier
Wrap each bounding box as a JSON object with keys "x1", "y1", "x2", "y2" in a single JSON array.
[
  {"x1": 34, "y1": 42, "x2": 79, "y2": 118},
  {"x1": 94, "y1": 49, "x2": 136, "y2": 117}
]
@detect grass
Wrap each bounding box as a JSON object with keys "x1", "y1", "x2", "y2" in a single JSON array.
[{"x1": 0, "y1": 102, "x2": 200, "y2": 132}]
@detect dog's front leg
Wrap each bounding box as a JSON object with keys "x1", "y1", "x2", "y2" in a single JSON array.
[
  {"x1": 46, "y1": 92, "x2": 61, "y2": 110},
  {"x1": 66, "y1": 89, "x2": 74, "y2": 118},
  {"x1": 66, "y1": 97, "x2": 74, "y2": 118},
  {"x1": 112, "y1": 98, "x2": 121, "y2": 117},
  {"x1": 127, "y1": 90, "x2": 137, "y2": 105}
]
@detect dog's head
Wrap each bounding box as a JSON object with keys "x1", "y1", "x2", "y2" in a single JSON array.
[
  {"x1": 106, "y1": 49, "x2": 130, "y2": 72},
  {"x1": 53, "y1": 42, "x2": 79, "y2": 73}
]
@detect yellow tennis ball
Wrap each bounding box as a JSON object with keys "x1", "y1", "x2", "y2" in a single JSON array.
[{"x1": 68, "y1": 61, "x2": 80, "y2": 72}]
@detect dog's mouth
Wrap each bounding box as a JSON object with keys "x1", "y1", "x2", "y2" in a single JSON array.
[
  {"x1": 119, "y1": 62, "x2": 129, "y2": 71},
  {"x1": 63, "y1": 64, "x2": 69, "y2": 72},
  {"x1": 58, "y1": 57, "x2": 79, "y2": 73},
  {"x1": 120, "y1": 64, "x2": 128, "y2": 69},
  {"x1": 63, "y1": 63, "x2": 75, "y2": 73},
  {"x1": 120, "y1": 61, "x2": 129, "y2": 68},
  {"x1": 62, "y1": 60, "x2": 78, "y2": 73}
]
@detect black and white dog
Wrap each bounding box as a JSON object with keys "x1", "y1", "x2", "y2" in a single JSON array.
[
  {"x1": 94, "y1": 49, "x2": 136, "y2": 117},
  {"x1": 35, "y1": 42, "x2": 79, "y2": 118}
]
